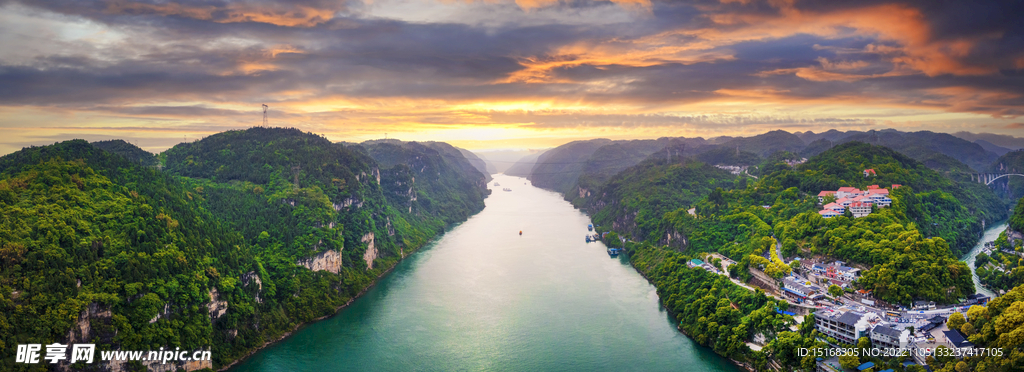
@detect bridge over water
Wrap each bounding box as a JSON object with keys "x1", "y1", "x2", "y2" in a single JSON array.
[{"x1": 970, "y1": 173, "x2": 1024, "y2": 185}]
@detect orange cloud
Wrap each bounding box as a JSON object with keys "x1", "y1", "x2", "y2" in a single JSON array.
[
  {"x1": 683, "y1": 3, "x2": 997, "y2": 77},
  {"x1": 503, "y1": 2, "x2": 999, "y2": 87},
  {"x1": 506, "y1": 0, "x2": 650, "y2": 11},
  {"x1": 924, "y1": 86, "x2": 1024, "y2": 118},
  {"x1": 104, "y1": 0, "x2": 340, "y2": 27}
]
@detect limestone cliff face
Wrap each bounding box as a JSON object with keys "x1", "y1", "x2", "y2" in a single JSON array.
[
  {"x1": 296, "y1": 249, "x2": 342, "y2": 274},
  {"x1": 1009, "y1": 226, "x2": 1024, "y2": 247},
  {"x1": 662, "y1": 229, "x2": 688, "y2": 250},
  {"x1": 66, "y1": 302, "x2": 112, "y2": 345},
  {"x1": 241, "y1": 271, "x2": 264, "y2": 303},
  {"x1": 577, "y1": 186, "x2": 591, "y2": 199},
  {"x1": 61, "y1": 303, "x2": 213, "y2": 372},
  {"x1": 100, "y1": 352, "x2": 212, "y2": 372},
  {"x1": 362, "y1": 232, "x2": 377, "y2": 269},
  {"x1": 207, "y1": 287, "x2": 228, "y2": 320}
]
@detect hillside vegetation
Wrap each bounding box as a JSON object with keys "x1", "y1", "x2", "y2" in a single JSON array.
[
  {"x1": 0, "y1": 128, "x2": 489, "y2": 370},
  {"x1": 601, "y1": 142, "x2": 1000, "y2": 305}
]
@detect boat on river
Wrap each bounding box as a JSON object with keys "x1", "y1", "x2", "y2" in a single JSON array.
[
  {"x1": 607, "y1": 248, "x2": 622, "y2": 257},
  {"x1": 587, "y1": 224, "x2": 593, "y2": 231}
]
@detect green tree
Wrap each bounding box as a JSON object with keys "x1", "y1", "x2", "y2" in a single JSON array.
[
  {"x1": 960, "y1": 322, "x2": 974, "y2": 336},
  {"x1": 947, "y1": 312, "x2": 965, "y2": 331},
  {"x1": 838, "y1": 354, "x2": 860, "y2": 370},
  {"x1": 828, "y1": 284, "x2": 844, "y2": 298},
  {"x1": 856, "y1": 336, "x2": 871, "y2": 351}
]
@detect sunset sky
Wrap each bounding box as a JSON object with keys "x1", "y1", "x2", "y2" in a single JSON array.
[{"x1": 1, "y1": 0, "x2": 1022, "y2": 155}]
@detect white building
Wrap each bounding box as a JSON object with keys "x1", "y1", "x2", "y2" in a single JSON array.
[
  {"x1": 835, "y1": 187, "x2": 863, "y2": 200},
  {"x1": 871, "y1": 324, "x2": 910, "y2": 350},
  {"x1": 849, "y1": 202, "x2": 871, "y2": 218},
  {"x1": 819, "y1": 209, "x2": 840, "y2": 218}
]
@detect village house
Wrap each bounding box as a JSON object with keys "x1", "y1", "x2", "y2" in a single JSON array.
[
  {"x1": 782, "y1": 277, "x2": 824, "y2": 303},
  {"x1": 809, "y1": 261, "x2": 861, "y2": 282},
  {"x1": 864, "y1": 169, "x2": 876, "y2": 177},
  {"x1": 942, "y1": 329, "x2": 975, "y2": 355}
]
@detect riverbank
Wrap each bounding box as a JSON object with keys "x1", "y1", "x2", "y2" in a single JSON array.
[
  {"x1": 623, "y1": 245, "x2": 755, "y2": 372},
  {"x1": 217, "y1": 226, "x2": 450, "y2": 371},
  {"x1": 962, "y1": 221, "x2": 1007, "y2": 299},
  {"x1": 229, "y1": 174, "x2": 739, "y2": 372}
]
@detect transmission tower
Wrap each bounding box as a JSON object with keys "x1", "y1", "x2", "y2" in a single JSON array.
[{"x1": 262, "y1": 104, "x2": 269, "y2": 127}]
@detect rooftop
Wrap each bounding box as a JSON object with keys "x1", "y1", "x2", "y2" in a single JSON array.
[
  {"x1": 943, "y1": 329, "x2": 974, "y2": 348},
  {"x1": 873, "y1": 325, "x2": 903, "y2": 338},
  {"x1": 838, "y1": 311, "x2": 865, "y2": 326}
]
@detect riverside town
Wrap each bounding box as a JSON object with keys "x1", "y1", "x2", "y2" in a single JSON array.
[{"x1": 2, "y1": 1, "x2": 1023, "y2": 371}]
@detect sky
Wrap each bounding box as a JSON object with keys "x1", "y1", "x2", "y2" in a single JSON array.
[{"x1": 0, "y1": 0, "x2": 1022, "y2": 155}]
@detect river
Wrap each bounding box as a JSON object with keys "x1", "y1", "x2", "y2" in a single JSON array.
[
  {"x1": 229, "y1": 174, "x2": 737, "y2": 371},
  {"x1": 962, "y1": 221, "x2": 1007, "y2": 298}
]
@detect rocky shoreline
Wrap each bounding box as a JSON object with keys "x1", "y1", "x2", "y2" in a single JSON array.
[{"x1": 215, "y1": 245, "x2": 414, "y2": 371}]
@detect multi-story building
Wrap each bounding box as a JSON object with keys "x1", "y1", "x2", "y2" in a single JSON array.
[
  {"x1": 835, "y1": 187, "x2": 864, "y2": 199},
  {"x1": 849, "y1": 202, "x2": 871, "y2": 218},
  {"x1": 814, "y1": 310, "x2": 872, "y2": 345},
  {"x1": 823, "y1": 261, "x2": 861, "y2": 282},
  {"x1": 819, "y1": 209, "x2": 840, "y2": 218},
  {"x1": 870, "y1": 325, "x2": 909, "y2": 350},
  {"x1": 818, "y1": 191, "x2": 837, "y2": 204}
]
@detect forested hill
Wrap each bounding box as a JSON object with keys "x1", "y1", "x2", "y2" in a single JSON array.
[
  {"x1": 91, "y1": 139, "x2": 159, "y2": 167},
  {"x1": 991, "y1": 149, "x2": 1024, "y2": 199},
  {"x1": 716, "y1": 130, "x2": 805, "y2": 157},
  {"x1": 798, "y1": 130, "x2": 999, "y2": 172},
  {"x1": 596, "y1": 142, "x2": 1000, "y2": 305},
  {"x1": 528, "y1": 138, "x2": 613, "y2": 193},
  {"x1": 0, "y1": 140, "x2": 254, "y2": 370},
  {"x1": 790, "y1": 142, "x2": 1006, "y2": 254},
  {"x1": 522, "y1": 130, "x2": 1011, "y2": 254},
  {"x1": 578, "y1": 154, "x2": 736, "y2": 243},
  {"x1": 455, "y1": 147, "x2": 495, "y2": 180},
  {"x1": 360, "y1": 139, "x2": 490, "y2": 222},
  {"x1": 0, "y1": 128, "x2": 490, "y2": 370}
]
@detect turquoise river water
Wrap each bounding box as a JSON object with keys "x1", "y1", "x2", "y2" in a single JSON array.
[{"x1": 229, "y1": 174, "x2": 737, "y2": 371}]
